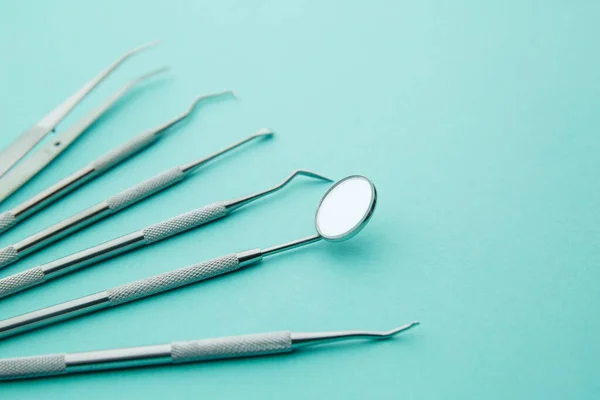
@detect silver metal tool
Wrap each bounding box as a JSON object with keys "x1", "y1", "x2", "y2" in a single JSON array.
[
  {"x1": 0, "y1": 129, "x2": 273, "y2": 271},
  {"x1": 0, "y1": 170, "x2": 330, "y2": 299},
  {"x1": 0, "y1": 90, "x2": 235, "y2": 235},
  {"x1": 0, "y1": 42, "x2": 161, "y2": 202},
  {"x1": 0, "y1": 176, "x2": 377, "y2": 340},
  {"x1": 0, "y1": 321, "x2": 419, "y2": 380}
]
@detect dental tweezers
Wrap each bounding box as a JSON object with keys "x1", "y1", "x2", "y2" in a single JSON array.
[
  {"x1": 0, "y1": 42, "x2": 161, "y2": 203},
  {"x1": 0, "y1": 322, "x2": 419, "y2": 380},
  {"x1": 0, "y1": 170, "x2": 330, "y2": 299},
  {"x1": 0, "y1": 90, "x2": 235, "y2": 235},
  {"x1": 0, "y1": 130, "x2": 273, "y2": 270}
]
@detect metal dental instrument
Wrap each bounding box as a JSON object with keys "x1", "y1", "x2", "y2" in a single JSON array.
[
  {"x1": 0, "y1": 90, "x2": 235, "y2": 235},
  {"x1": 0, "y1": 176, "x2": 377, "y2": 340},
  {"x1": 0, "y1": 42, "x2": 161, "y2": 201},
  {"x1": 0, "y1": 170, "x2": 331, "y2": 299},
  {"x1": 0, "y1": 322, "x2": 419, "y2": 381},
  {"x1": 0, "y1": 129, "x2": 273, "y2": 271}
]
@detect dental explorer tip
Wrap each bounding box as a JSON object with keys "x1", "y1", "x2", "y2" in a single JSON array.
[
  {"x1": 292, "y1": 169, "x2": 334, "y2": 183},
  {"x1": 188, "y1": 90, "x2": 236, "y2": 111}
]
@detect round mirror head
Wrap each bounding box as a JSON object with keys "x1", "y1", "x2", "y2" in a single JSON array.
[{"x1": 315, "y1": 175, "x2": 377, "y2": 242}]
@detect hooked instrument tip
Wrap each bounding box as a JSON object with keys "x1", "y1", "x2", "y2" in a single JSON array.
[
  {"x1": 291, "y1": 169, "x2": 334, "y2": 183},
  {"x1": 186, "y1": 90, "x2": 237, "y2": 114},
  {"x1": 289, "y1": 321, "x2": 420, "y2": 348}
]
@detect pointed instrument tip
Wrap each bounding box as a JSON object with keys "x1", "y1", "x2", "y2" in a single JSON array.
[
  {"x1": 386, "y1": 321, "x2": 420, "y2": 337},
  {"x1": 292, "y1": 169, "x2": 334, "y2": 183},
  {"x1": 187, "y1": 90, "x2": 237, "y2": 113}
]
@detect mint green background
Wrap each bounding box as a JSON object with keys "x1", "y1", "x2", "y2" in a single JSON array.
[{"x1": 0, "y1": 1, "x2": 599, "y2": 398}]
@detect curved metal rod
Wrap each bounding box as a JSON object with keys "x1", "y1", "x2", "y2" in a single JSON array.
[
  {"x1": 223, "y1": 169, "x2": 333, "y2": 211},
  {"x1": 291, "y1": 321, "x2": 420, "y2": 348},
  {"x1": 181, "y1": 128, "x2": 274, "y2": 174},
  {"x1": 153, "y1": 90, "x2": 237, "y2": 136}
]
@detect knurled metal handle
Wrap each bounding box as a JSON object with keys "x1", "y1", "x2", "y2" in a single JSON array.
[
  {"x1": 91, "y1": 131, "x2": 158, "y2": 173},
  {"x1": 0, "y1": 211, "x2": 16, "y2": 235},
  {"x1": 106, "y1": 254, "x2": 241, "y2": 306},
  {"x1": 142, "y1": 202, "x2": 228, "y2": 244},
  {"x1": 106, "y1": 166, "x2": 185, "y2": 212},
  {"x1": 171, "y1": 331, "x2": 292, "y2": 363},
  {"x1": 0, "y1": 354, "x2": 66, "y2": 381},
  {"x1": 0, "y1": 267, "x2": 46, "y2": 299},
  {"x1": 0, "y1": 246, "x2": 19, "y2": 270}
]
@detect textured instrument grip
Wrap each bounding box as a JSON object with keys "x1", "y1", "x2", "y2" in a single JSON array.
[
  {"x1": 91, "y1": 131, "x2": 158, "y2": 173},
  {"x1": 0, "y1": 267, "x2": 46, "y2": 299},
  {"x1": 0, "y1": 354, "x2": 66, "y2": 380},
  {"x1": 142, "y1": 203, "x2": 228, "y2": 244},
  {"x1": 171, "y1": 332, "x2": 292, "y2": 363},
  {"x1": 0, "y1": 211, "x2": 16, "y2": 234},
  {"x1": 106, "y1": 254, "x2": 240, "y2": 306},
  {"x1": 0, "y1": 245, "x2": 19, "y2": 269},
  {"x1": 106, "y1": 167, "x2": 185, "y2": 212}
]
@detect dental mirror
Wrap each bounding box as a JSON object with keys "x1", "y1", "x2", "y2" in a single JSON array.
[{"x1": 315, "y1": 175, "x2": 377, "y2": 242}]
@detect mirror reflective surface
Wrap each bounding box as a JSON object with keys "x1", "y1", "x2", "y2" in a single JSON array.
[{"x1": 315, "y1": 175, "x2": 376, "y2": 241}]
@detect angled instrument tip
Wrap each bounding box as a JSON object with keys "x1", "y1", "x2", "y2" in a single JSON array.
[
  {"x1": 383, "y1": 321, "x2": 421, "y2": 337},
  {"x1": 270, "y1": 169, "x2": 333, "y2": 197},
  {"x1": 290, "y1": 169, "x2": 334, "y2": 183},
  {"x1": 222, "y1": 168, "x2": 332, "y2": 212},
  {"x1": 290, "y1": 321, "x2": 420, "y2": 348},
  {"x1": 152, "y1": 90, "x2": 238, "y2": 137},
  {"x1": 186, "y1": 90, "x2": 237, "y2": 116}
]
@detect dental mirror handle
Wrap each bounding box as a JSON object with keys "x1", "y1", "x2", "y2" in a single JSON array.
[
  {"x1": 0, "y1": 130, "x2": 271, "y2": 270},
  {"x1": 0, "y1": 91, "x2": 234, "y2": 235},
  {"x1": 0, "y1": 322, "x2": 419, "y2": 381}
]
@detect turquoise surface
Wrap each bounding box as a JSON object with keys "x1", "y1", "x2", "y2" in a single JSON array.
[{"x1": 0, "y1": 1, "x2": 599, "y2": 398}]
